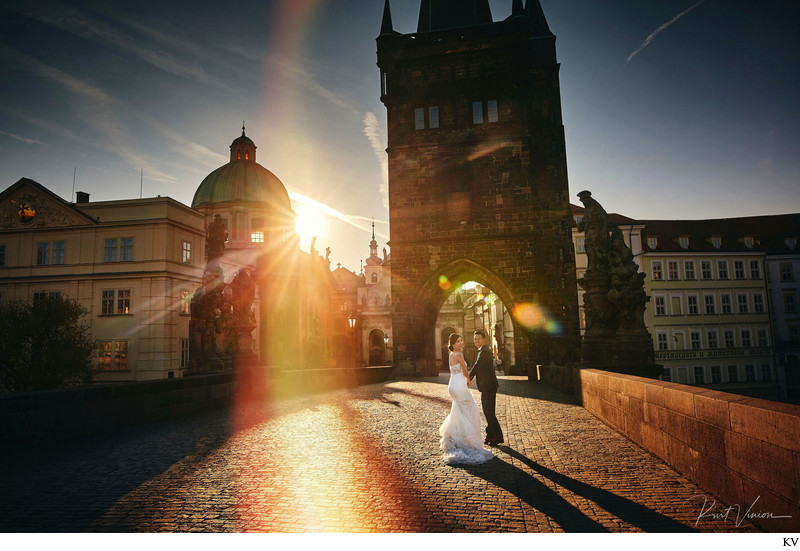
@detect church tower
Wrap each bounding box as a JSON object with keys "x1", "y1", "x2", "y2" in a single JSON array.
[{"x1": 377, "y1": 0, "x2": 580, "y2": 375}]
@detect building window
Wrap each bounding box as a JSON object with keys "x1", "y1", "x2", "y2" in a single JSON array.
[
  {"x1": 118, "y1": 289, "x2": 131, "y2": 314},
  {"x1": 51, "y1": 241, "x2": 65, "y2": 265},
  {"x1": 668, "y1": 261, "x2": 679, "y2": 280},
  {"x1": 688, "y1": 295, "x2": 699, "y2": 315},
  {"x1": 104, "y1": 239, "x2": 118, "y2": 262},
  {"x1": 753, "y1": 293, "x2": 764, "y2": 313},
  {"x1": 679, "y1": 236, "x2": 689, "y2": 250},
  {"x1": 576, "y1": 237, "x2": 585, "y2": 253},
  {"x1": 744, "y1": 364, "x2": 755, "y2": 382},
  {"x1": 785, "y1": 291, "x2": 797, "y2": 314},
  {"x1": 720, "y1": 294, "x2": 732, "y2": 314},
  {"x1": 757, "y1": 329, "x2": 768, "y2": 347},
  {"x1": 652, "y1": 261, "x2": 663, "y2": 281},
  {"x1": 120, "y1": 238, "x2": 133, "y2": 262},
  {"x1": 761, "y1": 364, "x2": 772, "y2": 381},
  {"x1": 655, "y1": 296, "x2": 666, "y2": 316},
  {"x1": 711, "y1": 366, "x2": 722, "y2": 383},
  {"x1": 734, "y1": 260, "x2": 745, "y2": 280},
  {"x1": 727, "y1": 365, "x2": 739, "y2": 382},
  {"x1": 371, "y1": 273, "x2": 378, "y2": 284},
  {"x1": 487, "y1": 100, "x2": 498, "y2": 123},
  {"x1": 251, "y1": 231, "x2": 264, "y2": 243},
  {"x1": 36, "y1": 242, "x2": 50, "y2": 265},
  {"x1": 749, "y1": 260, "x2": 761, "y2": 279},
  {"x1": 182, "y1": 241, "x2": 192, "y2": 263},
  {"x1": 661, "y1": 367, "x2": 671, "y2": 382},
  {"x1": 707, "y1": 331, "x2": 718, "y2": 349},
  {"x1": 786, "y1": 238, "x2": 797, "y2": 251},
  {"x1": 690, "y1": 332, "x2": 701, "y2": 350},
  {"x1": 741, "y1": 329, "x2": 752, "y2": 348},
  {"x1": 180, "y1": 290, "x2": 191, "y2": 315},
  {"x1": 684, "y1": 261, "x2": 695, "y2": 280},
  {"x1": 429, "y1": 106, "x2": 439, "y2": 129},
  {"x1": 701, "y1": 261, "x2": 712, "y2": 280},
  {"x1": 744, "y1": 236, "x2": 754, "y2": 248},
  {"x1": 657, "y1": 333, "x2": 668, "y2": 350},
  {"x1": 648, "y1": 237, "x2": 657, "y2": 249},
  {"x1": 472, "y1": 101, "x2": 483, "y2": 124},
  {"x1": 101, "y1": 290, "x2": 115, "y2": 315},
  {"x1": 711, "y1": 236, "x2": 722, "y2": 249},
  {"x1": 724, "y1": 330, "x2": 735, "y2": 349},
  {"x1": 717, "y1": 260, "x2": 729, "y2": 280},
  {"x1": 694, "y1": 366, "x2": 705, "y2": 385},
  {"x1": 736, "y1": 294, "x2": 748, "y2": 314},
  {"x1": 180, "y1": 338, "x2": 189, "y2": 369},
  {"x1": 780, "y1": 263, "x2": 794, "y2": 282},
  {"x1": 415, "y1": 107, "x2": 425, "y2": 130},
  {"x1": 98, "y1": 340, "x2": 128, "y2": 371},
  {"x1": 33, "y1": 291, "x2": 61, "y2": 301},
  {"x1": 704, "y1": 294, "x2": 716, "y2": 314}
]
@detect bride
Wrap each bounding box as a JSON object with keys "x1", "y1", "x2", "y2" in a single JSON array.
[{"x1": 439, "y1": 333, "x2": 494, "y2": 465}]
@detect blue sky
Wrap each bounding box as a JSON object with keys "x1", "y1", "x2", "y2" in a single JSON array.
[{"x1": 1, "y1": 0, "x2": 798, "y2": 272}]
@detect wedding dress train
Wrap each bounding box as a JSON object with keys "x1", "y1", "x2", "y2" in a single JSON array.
[{"x1": 439, "y1": 362, "x2": 494, "y2": 465}]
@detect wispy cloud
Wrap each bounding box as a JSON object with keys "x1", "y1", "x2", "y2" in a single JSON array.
[
  {"x1": 363, "y1": 112, "x2": 389, "y2": 210},
  {"x1": 288, "y1": 188, "x2": 389, "y2": 240},
  {"x1": 0, "y1": 130, "x2": 46, "y2": 145},
  {"x1": 626, "y1": 0, "x2": 707, "y2": 64}
]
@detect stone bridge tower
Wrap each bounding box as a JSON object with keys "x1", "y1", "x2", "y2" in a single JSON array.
[{"x1": 377, "y1": 0, "x2": 580, "y2": 376}]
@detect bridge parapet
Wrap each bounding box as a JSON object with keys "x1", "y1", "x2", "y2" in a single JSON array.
[{"x1": 561, "y1": 367, "x2": 800, "y2": 531}]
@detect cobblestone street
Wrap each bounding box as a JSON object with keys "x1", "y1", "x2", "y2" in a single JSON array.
[{"x1": 0, "y1": 375, "x2": 759, "y2": 533}]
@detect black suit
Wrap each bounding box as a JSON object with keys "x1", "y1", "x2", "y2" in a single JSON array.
[{"x1": 469, "y1": 344, "x2": 503, "y2": 443}]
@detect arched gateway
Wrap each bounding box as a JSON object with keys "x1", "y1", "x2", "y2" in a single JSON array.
[{"x1": 378, "y1": 0, "x2": 580, "y2": 375}]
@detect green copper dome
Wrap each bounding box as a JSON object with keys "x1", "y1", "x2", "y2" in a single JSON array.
[{"x1": 191, "y1": 127, "x2": 292, "y2": 210}]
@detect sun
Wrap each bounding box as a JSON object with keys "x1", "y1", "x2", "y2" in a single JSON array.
[{"x1": 295, "y1": 202, "x2": 327, "y2": 245}]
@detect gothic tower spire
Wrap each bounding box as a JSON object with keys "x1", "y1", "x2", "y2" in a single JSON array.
[
  {"x1": 380, "y1": 0, "x2": 395, "y2": 35},
  {"x1": 524, "y1": 0, "x2": 553, "y2": 36},
  {"x1": 512, "y1": 0, "x2": 524, "y2": 17}
]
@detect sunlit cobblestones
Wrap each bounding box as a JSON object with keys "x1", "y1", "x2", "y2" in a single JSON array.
[{"x1": 0, "y1": 375, "x2": 758, "y2": 532}]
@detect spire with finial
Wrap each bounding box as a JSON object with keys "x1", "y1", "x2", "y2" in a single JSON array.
[
  {"x1": 368, "y1": 217, "x2": 380, "y2": 262},
  {"x1": 512, "y1": 0, "x2": 524, "y2": 17},
  {"x1": 524, "y1": 0, "x2": 553, "y2": 36},
  {"x1": 380, "y1": 0, "x2": 395, "y2": 35},
  {"x1": 230, "y1": 121, "x2": 256, "y2": 162},
  {"x1": 242, "y1": 121, "x2": 246, "y2": 136}
]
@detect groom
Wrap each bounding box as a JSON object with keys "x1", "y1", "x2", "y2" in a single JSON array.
[{"x1": 469, "y1": 330, "x2": 504, "y2": 446}]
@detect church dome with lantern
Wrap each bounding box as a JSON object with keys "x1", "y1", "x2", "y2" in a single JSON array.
[{"x1": 192, "y1": 125, "x2": 296, "y2": 252}]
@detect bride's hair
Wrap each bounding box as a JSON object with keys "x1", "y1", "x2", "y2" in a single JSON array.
[{"x1": 448, "y1": 333, "x2": 462, "y2": 352}]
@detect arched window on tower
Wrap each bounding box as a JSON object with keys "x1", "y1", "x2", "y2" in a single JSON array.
[{"x1": 237, "y1": 149, "x2": 242, "y2": 160}]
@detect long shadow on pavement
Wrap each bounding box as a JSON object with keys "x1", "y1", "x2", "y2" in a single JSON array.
[{"x1": 495, "y1": 446, "x2": 696, "y2": 533}]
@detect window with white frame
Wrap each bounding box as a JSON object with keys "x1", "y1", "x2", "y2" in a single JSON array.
[
  {"x1": 711, "y1": 366, "x2": 722, "y2": 383},
  {"x1": 648, "y1": 237, "x2": 657, "y2": 249},
  {"x1": 36, "y1": 242, "x2": 49, "y2": 265},
  {"x1": 744, "y1": 236, "x2": 754, "y2": 248},
  {"x1": 118, "y1": 290, "x2": 131, "y2": 314},
  {"x1": 661, "y1": 367, "x2": 671, "y2": 382},
  {"x1": 414, "y1": 107, "x2": 425, "y2": 130},
  {"x1": 749, "y1": 260, "x2": 761, "y2": 279},
  {"x1": 180, "y1": 290, "x2": 191, "y2": 315},
  {"x1": 120, "y1": 238, "x2": 133, "y2": 262},
  {"x1": 701, "y1": 260, "x2": 713, "y2": 280},
  {"x1": 576, "y1": 237, "x2": 585, "y2": 253},
  {"x1": 657, "y1": 333, "x2": 668, "y2": 350},
  {"x1": 668, "y1": 261, "x2": 679, "y2": 280},
  {"x1": 690, "y1": 331, "x2": 701, "y2": 350},
  {"x1": 472, "y1": 101, "x2": 483, "y2": 124},
  {"x1": 52, "y1": 241, "x2": 65, "y2": 265},
  {"x1": 250, "y1": 231, "x2": 264, "y2": 243},
  {"x1": 757, "y1": 329, "x2": 768, "y2": 347},
  {"x1": 744, "y1": 364, "x2": 755, "y2": 382},
  {"x1": 753, "y1": 293, "x2": 764, "y2": 313},
  {"x1": 717, "y1": 260, "x2": 729, "y2": 280},
  {"x1": 734, "y1": 260, "x2": 745, "y2": 279},
  {"x1": 679, "y1": 236, "x2": 689, "y2": 250},
  {"x1": 784, "y1": 291, "x2": 797, "y2": 314},
  {"x1": 711, "y1": 236, "x2": 722, "y2": 249},
  {"x1": 780, "y1": 263, "x2": 794, "y2": 282},
  {"x1": 704, "y1": 294, "x2": 716, "y2": 314},
  {"x1": 688, "y1": 295, "x2": 699, "y2": 315},
  {"x1": 429, "y1": 106, "x2": 440, "y2": 128},
  {"x1": 720, "y1": 294, "x2": 732, "y2": 314},
  {"x1": 101, "y1": 290, "x2": 131, "y2": 315},
  {"x1": 707, "y1": 330, "x2": 718, "y2": 349},
  {"x1": 487, "y1": 100, "x2": 498, "y2": 122},
  {"x1": 33, "y1": 291, "x2": 61, "y2": 301},
  {"x1": 727, "y1": 365, "x2": 739, "y2": 382},
  {"x1": 693, "y1": 366, "x2": 705, "y2": 385},
  {"x1": 655, "y1": 295, "x2": 666, "y2": 316},
  {"x1": 724, "y1": 330, "x2": 735, "y2": 348},
  {"x1": 684, "y1": 260, "x2": 695, "y2": 280},
  {"x1": 97, "y1": 340, "x2": 128, "y2": 371},
  {"x1": 182, "y1": 241, "x2": 191, "y2": 263},
  {"x1": 652, "y1": 261, "x2": 663, "y2": 281},
  {"x1": 737, "y1": 294, "x2": 749, "y2": 314},
  {"x1": 740, "y1": 329, "x2": 752, "y2": 348}
]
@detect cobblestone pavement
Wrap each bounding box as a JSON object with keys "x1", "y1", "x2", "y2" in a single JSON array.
[{"x1": 0, "y1": 375, "x2": 759, "y2": 533}]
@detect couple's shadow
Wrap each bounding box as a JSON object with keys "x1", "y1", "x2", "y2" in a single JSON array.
[{"x1": 458, "y1": 445, "x2": 695, "y2": 533}]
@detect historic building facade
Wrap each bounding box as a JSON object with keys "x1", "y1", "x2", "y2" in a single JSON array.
[
  {"x1": 377, "y1": 0, "x2": 580, "y2": 375},
  {"x1": 0, "y1": 178, "x2": 205, "y2": 382}
]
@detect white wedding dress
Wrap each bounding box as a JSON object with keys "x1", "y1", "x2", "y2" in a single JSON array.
[{"x1": 439, "y1": 358, "x2": 494, "y2": 465}]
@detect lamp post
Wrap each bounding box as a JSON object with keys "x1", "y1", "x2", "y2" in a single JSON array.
[{"x1": 348, "y1": 312, "x2": 357, "y2": 367}]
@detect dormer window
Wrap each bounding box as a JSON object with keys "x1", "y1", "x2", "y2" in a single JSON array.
[
  {"x1": 787, "y1": 238, "x2": 798, "y2": 251},
  {"x1": 648, "y1": 237, "x2": 657, "y2": 249},
  {"x1": 679, "y1": 236, "x2": 689, "y2": 250},
  {"x1": 574, "y1": 215, "x2": 583, "y2": 225},
  {"x1": 711, "y1": 236, "x2": 722, "y2": 249},
  {"x1": 744, "y1": 236, "x2": 754, "y2": 248}
]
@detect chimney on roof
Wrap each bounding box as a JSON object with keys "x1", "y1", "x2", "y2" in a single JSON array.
[{"x1": 76, "y1": 191, "x2": 90, "y2": 203}]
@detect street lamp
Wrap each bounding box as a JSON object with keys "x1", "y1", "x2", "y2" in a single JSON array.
[
  {"x1": 347, "y1": 312, "x2": 357, "y2": 330},
  {"x1": 383, "y1": 335, "x2": 390, "y2": 348}
]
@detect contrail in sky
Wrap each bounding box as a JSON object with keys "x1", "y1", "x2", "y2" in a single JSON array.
[{"x1": 626, "y1": 0, "x2": 707, "y2": 64}]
